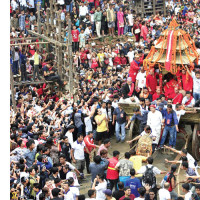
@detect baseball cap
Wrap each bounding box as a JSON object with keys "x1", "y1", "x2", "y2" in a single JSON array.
[{"x1": 103, "y1": 189, "x2": 112, "y2": 196}]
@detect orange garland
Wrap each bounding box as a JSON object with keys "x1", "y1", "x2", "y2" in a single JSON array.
[{"x1": 143, "y1": 19, "x2": 198, "y2": 76}]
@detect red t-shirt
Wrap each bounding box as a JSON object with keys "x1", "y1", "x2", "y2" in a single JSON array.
[{"x1": 71, "y1": 29, "x2": 79, "y2": 42}]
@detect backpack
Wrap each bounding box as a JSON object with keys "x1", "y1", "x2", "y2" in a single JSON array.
[
  {"x1": 160, "y1": 172, "x2": 170, "y2": 188},
  {"x1": 142, "y1": 166, "x2": 156, "y2": 187}
]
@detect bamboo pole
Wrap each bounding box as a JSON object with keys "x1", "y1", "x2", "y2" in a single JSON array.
[
  {"x1": 37, "y1": 2, "x2": 41, "y2": 50},
  {"x1": 28, "y1": 30, "x2": 64, "y2": 47},
  {"x1": 10, "y1": 42, "x2": 49, "y2": 46},
  {"x1": 57, "y1": 11, "x2": 62, "y2": 77},
  {"x1": 10, "y1": 66, "x2": 17, "y2": 113},
  {"x1": 68, "y1": 18, "x2": 74, "y2": 96},
  {"x1": 10, "y1": 37, "x2": 37, "y2": 41}
]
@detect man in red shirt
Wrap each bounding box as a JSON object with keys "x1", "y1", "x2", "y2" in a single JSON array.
[
  {"x1": 169, "y1": 87, "x2": 183, "y2": 104},
  {"x1": 129, "y1": 54, "x2": 140, "y2": 83},
  {"x1": 152, "y1": 86, "x2": 162, "y2": 101},
  {"x1": 84, "y1": 131, "x2": 99, "y2": 174},
  {"x1": 71, "y1": 25, "x2": 79, "y2": 53},
  {"x1": 107, "y1": 150, "x2": 120, "y2": 191},
  {"x1": 181, "y1": 69, "x2": 193, "y2": 92},
  {"x1": 146, "y1": 68, "x2": 157, "y2": 95},
  {"x1": 164, "y1": 78, "x2": 178, "y2": 99}
]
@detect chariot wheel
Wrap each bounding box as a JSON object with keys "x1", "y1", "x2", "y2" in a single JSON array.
[{"x1": 192, "y1": 124, "x2": 200, "y2": 160}]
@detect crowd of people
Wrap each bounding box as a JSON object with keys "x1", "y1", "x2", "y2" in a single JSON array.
[{"x1": 10, "y1": 0, "x2": 200, "y2": 199}]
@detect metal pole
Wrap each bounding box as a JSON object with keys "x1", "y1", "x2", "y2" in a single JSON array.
[{"x1": 68, "y1": 19, "x2": 73, "y2": 96}]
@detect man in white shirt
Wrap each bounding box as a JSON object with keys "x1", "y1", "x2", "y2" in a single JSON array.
[
  {"x1": 147, "y1": 104, "x2": 163, "y2": 145},
  {"x1": 135, "y1": 67, "x2": 146, "y2": 90},
  {"x1": 127, "y1": 47, "x2": 134, "y2": 63},
  {"x1": 137, "y1": 157, "x2": 166, "y2": 188},
  {"x1": 63, "y1": 181, "x2": 74, "y2": 200},
  {"x1": 191, "y1": 71, "x2": 200, "y2": 101},
  {"x1": 86, "y1": 189, "x2": 96, "y2": 200},
  {"x1": 65, "y1": 125, "x2": 75, "y2": 146},
  {"x1": 71, "y1": 134, "x2": 90, "y2": 173},
  {"x1": 158, "y1": 182, "x2": 171, "y2": 200},
  {"x1": 181, "y1": 183, "x2": 192, "y2": 200},
  {"x1": 79, "y1": 2, "x2": 88, "y2": 19},
  {"x1": 92, "y1": 174, "x2": 107, "y2": 200},
  {"x1": 182, "y1": 91, "x2": 195, "y2": 107}
]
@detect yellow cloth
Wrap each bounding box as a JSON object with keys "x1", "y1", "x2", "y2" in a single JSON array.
[
  {"x1": 34, "y1": 52, "x2": 40, "y2": 65},
  {"x1": 95, "y1": 114, "x2": 107, "y2": 132},
  {"x1": 97, "y1": 53, "x2": 104, "y2": 62},
  {"x1": 129, "y1": 155, "x2": 147, "y2": 177}
]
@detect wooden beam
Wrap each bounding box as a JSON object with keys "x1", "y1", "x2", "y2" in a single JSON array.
[
  {"x1": 10, "y1": 67, "x2": 17, "y2": 112},
  {"x1": 68, "y1": 18, "x2": 74, "y2": 96},
  {"x1": 28, "y1": 30, "x2": 64, "y2": 47},
  {"x1": 10, "y1": 42, "x2": 49, "y2": 46},
  {"x1": 13, "y1": 80, "x2": 53, "y2": 86},
  {"x1": 10, "y1": 37, "x2": 37, "y2": 41}
]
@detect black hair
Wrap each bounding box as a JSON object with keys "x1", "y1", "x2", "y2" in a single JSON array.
[
  {"x1": 33, "y1": 183, "x2": 40, "y2": 189},
  {"x1": 182, "y1": 161, "x2": 189, "y2": 169},
  {"x1": 140, "y1": 98, "x2": 145, "y2": 102},
  {"x1": 52, "y1": 188, "x2": 60, "y2": 197},
  {"x1": 182, "y1": 183, "x2": 190, "y2": 191},
  {"x1": 103, "y1": 139, "x2": 110, "y2": 144},
  {"x1": 26, "y1": 139, "x2": 35, "y2": 148},
  {"x1": 167, "y1": 104, "x2": 172, "y2": 109},
  {"x1": 54, "y1": 178, "x2": 61, "y2": 184},
  {"x1": 97, "y1": 173, "x2": 105, "y2": 180},
  {"x1": 88, "y1": 131, "x2": 93, "y2": 135},
  {"x1": 78, "y1": 195, "x2": 86, "y2": 200},
  {"x1": 118, "y1": 182, "x2": 124, "y2": 189},
  {"x1": 39, "y1": 193, "x2": 46, "y2": 200},
  {"x1": 130, "y1": 149, "x2": 136, "y2": 156},
  {"x1": 130, "y1": 168, "x2": 135, "y2": 176},
  {"x1": 17, "y1": 139, "x2": 23, "y2": 147},
  {"x1": 138, "y1": 187, "x2": 146, "y2": 197},
  {"x1": 124, "y1": 186, "x2": 131, "y2": 191},
  {"x1": 195, "y1": 184, "x2": 200, "y2": 189},
  {"x1": 144, "y1": 125, "x2": 151, "y2": 131},
  {"x1": 51, "y1": 167, "x2": 58, "y2": 174},
  {"x1": 181, "y1": 149, "x2": 187, "y2": 155},
  {"x1": 37, "y1": 155, "x2": 43, "y2": 162},
  {"x1": 94, "y1": 155, "x2": 102, "y2": 164},
  {"x1": 113, "y1": 150, "x2": 120, "y2": 157},
  {"x1": 186, "y1": 91, "x2": 190, "y2": 95},
  {"x1": 125, "y1": 152, "x2": 130, "y2": 159},
  {"x1": 176, "y1": 104, "x2": 181, "y2": 109},
  {"x1": 147, "y1": 157, "x2": 153, "y2": 164},
  {"x1": 68, "y1": 177, "x2": 74, "y2": 185},
  {"x1": 59, "y1": 154, "x2": 66, "y2": 159},
  {"x1": 88, "y1": 189, "x2": 96, "y2": 198},
  {"x1": 177, "y1": 197, "x2": 184, "y2": 200},
  {"x1": 181, "y1": 156, "x2": 188, "y2": 162},
  {"x1": 77, "y1": 133, "x2": 84, "y2": 138}
]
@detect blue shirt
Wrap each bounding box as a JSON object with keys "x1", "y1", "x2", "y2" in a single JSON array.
[
  {"x1": 131, "y1": 110, "x2": 148, "y2": 125},
  {"x1": 162, "y1": 110, "x2": 178, "y2": 126},
  {"x1": 24, "y1": 149, "x2": 36, "y2": 167},
  {"x1": 113, "y1": 107, "x2": 126, "y2": 124},
  {"x1": 125, "y1": 177, "x2": 142, "y2": 197}
]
